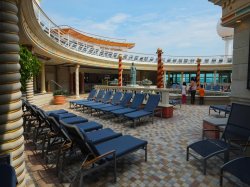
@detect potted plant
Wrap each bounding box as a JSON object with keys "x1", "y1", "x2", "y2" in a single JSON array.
[{"x1": 53, "y1": 89, "x2": 67, "y2": 105}]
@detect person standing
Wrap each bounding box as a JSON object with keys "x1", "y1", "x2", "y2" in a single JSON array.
[
  {"x1": 199, "y1": 85, "x2": 205, "y2": 105},
  {"x1": 190, "y1": 77, "x2": 197, "y2": 104},
  {"x1": 181, "y1": 82, "x2": 187, "y2": 104}
]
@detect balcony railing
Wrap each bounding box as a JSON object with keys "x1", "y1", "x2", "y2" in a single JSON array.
[{"x1": 32, "y1": 0, "x2": 233, "y2": 65}]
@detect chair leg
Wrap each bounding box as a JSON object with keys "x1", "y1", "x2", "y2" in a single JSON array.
[
  {"x1": 186, "y1": 147, "x2": 189, "y2": 161},
  {"x1": 145, "y1": 145, "x2": 147, "y2": 162},
  {"x1": 203, "y1": 159, "x2": 207, "y2": 175},
  {"x1": 113, "y1": 154, "x2": 117, "y2": 183},
  {"x1": 220, "y1": 169, "x2": 224, "y2": 186}
]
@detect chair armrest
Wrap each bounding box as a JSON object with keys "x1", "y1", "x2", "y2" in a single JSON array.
[
  {"x1": 81, "y1": 150, "x2": 116, "y2": 169},
  {"x1": 0, "y1": 154, "x2": 10, "y2": 164}
]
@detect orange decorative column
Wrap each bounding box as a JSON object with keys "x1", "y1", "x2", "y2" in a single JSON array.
[
  {"x1": 196, "y1": 58, "x2": 201, "y2": 88},
  {"x1": 118, "y1": 54, "x2": 123, "y2": 87},
  {"x1": 157, "y1": 48, "x2": 164, "y2": 88}
]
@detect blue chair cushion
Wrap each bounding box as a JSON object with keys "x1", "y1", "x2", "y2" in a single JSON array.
[
  {"x1": 93, "y1": 135, "x2": 148, "y2": 160},
  {"x1": 112, "y1": 108, "x2": 137, "y2": 115},
  {"x1": 61, "y1": 116, "x2": 88, "y2": 124},
  {"x1": 47, "y1": 109, "x2": 68, "y2": 115},
  {"x1": 76, "y1": 121, "x2": 103, "y2": 132},
  {"x1": 101, "y1": 105, "x2": 125, "y2": 112},
  {"x1": 81, "y1": 128, "x2": 122, "y2": 144},
  {"x1": 124, "y1": 110, "x2": 152, "y2": 119},
  {"x1": 50, "y1": 113, "x2": 77, "y2": 121},
  {"x1": 91, "y1": 103, "x2": 113, "y2": 110},
  {"x1": 0, "y1": 164, "x2": 17, "y2": 187}
]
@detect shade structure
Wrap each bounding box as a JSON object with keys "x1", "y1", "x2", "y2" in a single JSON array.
[
  {"x1": 118, "y1": 54, "x2": 123, "y2": 86},
  {"x1": 157, "y1": 48, "x2": 164, "y2": 88},
  {"x1": 196, "y1": 58, "x2": 201, "y2": 88}
]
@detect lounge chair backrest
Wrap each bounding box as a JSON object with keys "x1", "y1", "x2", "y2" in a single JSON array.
[
  {"x1": 47, "y1": 116, "x2": 71, "y2": 142},
  {"x1": 95, "y1": 90, "x2": 105, "y2": 101},
  {"x1": 222, "y1": 103, "x2": 250, "y2": 145},
  {"x1": 120, "y1": 93, "x2": 133, "y2": 107},
  {"x1": 144, "y1": 94, "x2": 161, "y2": 112},
  {"x1": 87, "y1": 89, "x2": 97, "y2": 100},
  {"x1": 110, "y1": 92, "x2": 123, "y2": 105},
  {"x1": 101, "y1": 91, "x2": 113, "y2": 103},
  {"x1": 60, "y1": 121, "x2": 94, "y2": 155},
  {"x1": 130, "y1": 93, "x2": 145, "y2": 109}
]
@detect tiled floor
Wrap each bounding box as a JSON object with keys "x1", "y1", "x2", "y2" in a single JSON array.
[{"x1": 24, "y1": 100, "x2": 248, "y2": 187}]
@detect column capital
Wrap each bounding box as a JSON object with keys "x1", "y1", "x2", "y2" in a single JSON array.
[{"x1": 76, "y1": 64, "x2": 80, "y2": 69}]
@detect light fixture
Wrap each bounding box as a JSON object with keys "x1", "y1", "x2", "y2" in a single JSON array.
[{"x1": 236, "y1": 20, "x2": 241, "y2": 23}]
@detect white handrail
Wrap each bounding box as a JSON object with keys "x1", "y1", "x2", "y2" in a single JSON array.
[{"x1": 32, "y1": 0, "x2": 233, "y2": 65}]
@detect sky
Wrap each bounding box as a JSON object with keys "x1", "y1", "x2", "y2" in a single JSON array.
[{"x1": 40, "y1": 0, "x2": 224, "y2": 56}]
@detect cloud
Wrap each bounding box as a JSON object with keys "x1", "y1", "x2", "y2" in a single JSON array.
[{"x1": 42, "y1": 8, "x2": 224, "y2": 56}]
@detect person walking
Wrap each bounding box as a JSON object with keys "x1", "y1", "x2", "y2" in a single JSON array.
[
  {"x1": 199, "y1": 85, "x2": 205, "y2": 105},
  {"x1": 181, "y1": 82, "x2": 187, "y2": 104},
  {"x1": 190, "y1": 77, "x2": 197, "y2": 104}
]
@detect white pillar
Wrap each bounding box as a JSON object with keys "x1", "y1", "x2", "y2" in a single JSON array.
[
  {"x1": 41, "y1": 63, "x2": 46, "y2": 93},
  {"x1": 214, "y1": 70, "x2": 217, "y2": 85},
  {"x1": 181, "y1": 72, "x2": 184, "y2": 85},
  {"x1": 75, "y1": 64, "x2": 80, "y2": 98}
]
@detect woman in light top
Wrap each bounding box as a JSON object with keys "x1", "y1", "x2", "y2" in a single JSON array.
[{"x1": 181, "y1": 82, "x2": 187, "y2": 104}]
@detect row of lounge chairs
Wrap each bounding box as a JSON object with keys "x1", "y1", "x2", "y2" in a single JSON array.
[
  {"x1": 70, "y1": 89, "x2": 161, "y2": 127},
  {"x1": 22, "y1": 100, "x2": 148, "y2": 185},
  {"x1": 187, "y1": 103, "x2": 250, "y2": 186}
]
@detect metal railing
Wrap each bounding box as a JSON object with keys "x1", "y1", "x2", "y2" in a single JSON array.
[{"x1": 32, "y1": 0, "x2": 233, "y2": 65}]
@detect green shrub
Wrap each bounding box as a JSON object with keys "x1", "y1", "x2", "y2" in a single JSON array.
[{"x1": 53, "y1": 89, "x2": 68, "y2": 96}]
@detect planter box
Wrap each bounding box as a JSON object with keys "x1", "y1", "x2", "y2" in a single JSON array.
[{"x1": 53, "y1": 95, "x2": 66, "y2": 105}]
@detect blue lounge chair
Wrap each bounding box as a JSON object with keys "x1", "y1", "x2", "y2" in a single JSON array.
[
  {"x1": 46, "y1": 109, "x2": 68, "y2": 116},
  {"x1": 111, "y1": 93, "x2": 145, "y2": 116},
  {"x1": 59, "y1": 123, "x2": 147, "y2": 185},
  {"x1": 187, "y1": 103, "x2": 250, "y2": 175},
  {"x1": 60, "y1": 116, "x2": 88, "y2": 124},
  {"x1": 220, "y1": 157, "x2": 250, "y2": 186},
  {"x1": 69, "y1": 89, "x2": 97, "y2": 108},
  {"x1": 76, "y1": 90, "x2": 105, "y2": 109},
  {"x1": 124, "y1": 94, "x2": 161, "y2": 127},
  {"x1": 50, "y1": 112, "x2": 77, "y2": 121},
  {"x1": 82, "y1": 90, "x2": 113, "y2": 110},
  {"x1": 90, "y1": 92, "x2": 123, "y2": 112},
  {"x1": 100, "y1": 92, "x2": 133, "y2": 113},
  {"x1": 61, "y1": 121, "x2": 122, "y2": 145},
  {"x1": 209, "y1": 105, "x2": 231, "y2": 117}
]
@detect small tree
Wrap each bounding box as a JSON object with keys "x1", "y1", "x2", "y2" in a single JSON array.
[{"x1": 19, "y1": 46, "x2": 41, "y2": 92}]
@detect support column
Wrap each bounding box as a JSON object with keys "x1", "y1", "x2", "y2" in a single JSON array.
[
  {"x1": 26, "y1": 76, "x2": 34, "y2": 104},
  {"x1": 81, "y1": 72, "x2": 85, "y2": 94},
  {"x1": 156, "y1": 48, "x2": 164, "y2": 88},
  {"x1": 213, "y1": 70, "x2": 217, "y2": 85},
  {"x1": 75, "y1": 64, "x2": 80, "y2": 98},
  {"x1": 0, "y1": 1, "x2": 25, "y2": 186},
  {"x1": 41, "y1": 62, "x2": 46, "y2": 93},
  {"x1": 181, "y1": 72, "x2": 184, "y2": 85}
]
